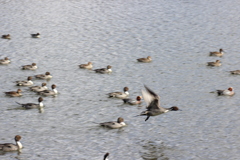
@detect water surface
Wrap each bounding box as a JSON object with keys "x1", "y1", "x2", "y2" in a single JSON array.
[{"x1": 1, "y1": 0, "x2": 240, "y2": 159}]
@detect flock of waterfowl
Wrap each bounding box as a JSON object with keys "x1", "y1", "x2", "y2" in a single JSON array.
[
  {"x1": 0, "y1": 33, "x2": 60, "y2": 153},
  {"x1": 207, "y1": 48, "x2": 237, "y2": 95},
  {"x1": 0, "y1": 33, "x2": 237, "y2": 159}
]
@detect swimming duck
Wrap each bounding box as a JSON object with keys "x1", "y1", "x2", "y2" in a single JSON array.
[
  {"x1": 31, "y1": 33, "x2": 40, "y2": 38},
  {"x1": 35, "y1": 72, "x2": 52, "y2": 79},
  {"x1": 38, "y1": 84, "x2": 58, "y2": 96},
  {"x1": 30, "y1": 83, "x2": 48, "y2": 92},
  {"x1": 100, "y1": 117, "x2": 126, "y2": 129},
  {"x1": 108, "y1": 87, "x2": 129, "y2": 98},
  {"x1": 0, "y1": 57, "x2": 11, "y2": 64},
  {"x1": 4, "y1": 89, "x2": 22, "y2": 97},
  {"x1": 94, "y1": 65, "x2": 112, "y2": 74},
  {"x1": 217, "y1": 87, "x2": 234, "y2": 96},
  {"x1": 209, "y1": 49, "x2": 224, "y2": 57},
  {"x1": 1, "y1": 34, "x2": 11, "y2": 39},
  {"x1": 16, "y1": 76, "x2": 33, "y2": 86},
  {"x1": 207, "y1": 60, "x2": 221, "y2": 67},
  {"x1": 123, "y1": 96, "x2": 142, "y2": 105},
  {"x1": 137, "y1": 56, "x2": 152, "y2": 62},
  {"x1": 21, "y1": 63, "x2": 37, "y2": 70},
  {"x1": 138, "y1": 85, "x2": 180, "y2": 121},
  {"x1": 103, "y1": 153, "x2": 109, "y2": 160},
  {"x1": 230, "y1": 70, "x2": 240, "y2": 75},
  {"x1": 16, "y1": 97, "x2": 44, "y2": 109},
  {"x1": 0, "y1": 135, "x2": 23, "y2": 152},
  {"x1": 79, "y1": 62, "x2": 93, "y2": 69}
]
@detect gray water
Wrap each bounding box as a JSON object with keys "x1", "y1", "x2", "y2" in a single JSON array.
[{"x1": 1, "y1": 0, "x2": 240, "y2": 159}]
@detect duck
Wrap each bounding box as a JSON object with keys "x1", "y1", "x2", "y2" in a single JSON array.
[
  {"x1": 79, "y1": 62, "x2": 93, "y2": 69},
  {"x1": 0, "y1": 57, "x2": 11, "y2": 64},
  {"x1": 209, "y1": 49, "x2": 224, "y2": 57},
  {"x1": 138, "y1": 85, "x2": 180, "y2": 121},
  {"x1": 123, "y1": 96, "x2": 142, "y2": 105},
  {"x1": 21, "y1": 63, "x2": 37, "y2": 70},
  {"x1": 16, "y1": 97, "x2": 44, "y2": 109},
  {"x1": 34, "y1": 72, "x2": 52, "y2": 79},
  {"x1": 137, "y1": 56, "x2": 152, "y2": 62},
  {"x1": 230, "y1": 70, "x2": 240, "y2": 75},
  {"x1": 31, "y1": 33, "x2": 40, "y2": 38},
  {"x1": 1, "y1": 34, "x2": 11, "y2": 39},
  {"x1": 38, "y1": 84, "x2": 58, "y2": 96},
  {"x1": 94, "y1": 65, "x2": 112, "y2": 74},
  {"x1": 16, "y1": 76, "x2": 33, "y2": 86},
  {"x1": 108, "y1": 87, "x2": 129, "y2": 98},
  {"x1": 217, "y1": 87, "x2": 234, "y2": 96},
  {"x1": 103, "y1": 153, "x2": 109, "y2": 160},
  {"x1": 207, "y1": 60, "x2": 221, "y2": 67},
  {"x1": 30, "y1": 83, "x2": 48, "y2": 92},
  {"x1": 0, "y1": 135, "x2": 23, "y2": 152},
  {"x1": 4, "y1": 89, "x2": 22, "y2": 97},
  {"x1": 100, "y1": 117, "x2": 126, "y2": 129}
]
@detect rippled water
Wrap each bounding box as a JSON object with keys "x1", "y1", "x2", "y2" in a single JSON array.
[{"x1": 1, "y1": 0, "x2": 240, "y2": 159}]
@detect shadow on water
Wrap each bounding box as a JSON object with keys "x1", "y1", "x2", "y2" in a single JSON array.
[
  {"x1": 7, "y1": 107, "x2": 44, "y2": 113},
  {"x1": 0, "y1": 150, "x2": 22, "y2": 156},
  {"x1": 139, "y1": 140, "x2": 170, "y2": 160}
]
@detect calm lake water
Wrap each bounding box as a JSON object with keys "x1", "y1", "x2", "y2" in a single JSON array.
[{"x1": 1, "y1": 0, "x2": 240, "y2": 159}]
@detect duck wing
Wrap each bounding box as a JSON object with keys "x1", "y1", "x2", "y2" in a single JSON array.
[
  {"x1": 94, "y1": 68, "x2": 105, "y2": 71},
  {"x1": 0, "y1": 143, "x2": 14, "y2": 148},
  {"x1": 5, "y1": 91, "x2": 16, "y2": 94},
  {"x1": 16, "y1": 102, "x2": 37, "y2": 108},
  {"x1": 108, "y1": 91, "x2": 123, "y2": 96},
  {"x1": 100, "y1": 122, "x2": 115, "y2": 126},
  {"x1": 35, "y1": 74, "x2": 44, "y2": 78},
  {"x1": 142, "y1": 85, "x2": 160, "y2": 107},
  {"x1": 146, "y1": 99, "x2": 161, "y2": 110},
  {"x1": 142, "y1": 85, "x2": 164, "y2": 110},
  {"x1": 41, "y1": 90, "x2": 51, "y2": 93}
]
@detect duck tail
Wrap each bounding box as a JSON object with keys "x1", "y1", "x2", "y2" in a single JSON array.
[
  {"x1": 122, "y1": 99, "x2": 128, "y2": 103},
  {"x1": 15, "y1": 102, "x2": 22, "y2": 105},
  {"x1": 91, "y1": 122, "x2": 100, "y2": 124}
]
